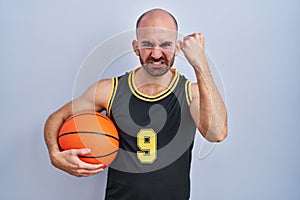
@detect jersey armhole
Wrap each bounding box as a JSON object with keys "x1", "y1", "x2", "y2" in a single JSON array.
[
  {"x1": 106, "y1": 77, "x2": 118, "y2": 117},
  {"x1": 185, "y1": 80, "x2": 193, "y2": 107}
]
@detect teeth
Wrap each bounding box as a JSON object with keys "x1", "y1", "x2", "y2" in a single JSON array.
[{"x1": 151, "y1": 61, "x2": 164, "y2": 65}]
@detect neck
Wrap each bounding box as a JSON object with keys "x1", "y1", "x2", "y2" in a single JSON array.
[{"x1": 134, "y1": 67, "x2": 175, "y2": 95}]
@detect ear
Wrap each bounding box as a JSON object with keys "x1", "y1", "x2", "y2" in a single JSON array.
[
  {"x1": 175, "y1": 40, "x2": 181, "y2": 56},
  {"x1": 132, "y1": 40, "x2": 140, "y2": 56}
]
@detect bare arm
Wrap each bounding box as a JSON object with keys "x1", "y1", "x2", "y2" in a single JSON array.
[
  {"x1": 44, "y1": 79, "x2": 112, "y2": 177},
  {"x1": 180, "y1": 33, "x2": 228, "y2": 142}
]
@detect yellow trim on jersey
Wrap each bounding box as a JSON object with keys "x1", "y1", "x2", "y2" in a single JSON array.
[
  {"x1": 106, "y1": 77, "x2": 118, "y2": 117},
  {"x1": 185, "y1": 81, "x2": 193, "y2": 106},
  {"x1": 128, "y1": 68, "x2": 180, "y2": 102}
]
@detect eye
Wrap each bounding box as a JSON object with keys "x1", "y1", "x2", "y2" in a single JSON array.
[
  {"x1": 141, "y1": 41, "x2": 153, "y2": 48},
  {"x1": 159, "y1": 42, "x2": 172, "y2": 48}
]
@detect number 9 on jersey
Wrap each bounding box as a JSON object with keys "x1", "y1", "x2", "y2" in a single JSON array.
[{"x1": 137, "y1": 129, "x2": 157, "y2": 164}]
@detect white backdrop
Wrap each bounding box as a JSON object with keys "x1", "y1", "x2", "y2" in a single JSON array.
[{"x1": 1, "y1": 0, "x2": 299, "y2": 199}]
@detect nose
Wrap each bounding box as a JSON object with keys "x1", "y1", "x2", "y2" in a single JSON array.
[{"x1": 150, "y1": 47, "x2": 163, "y2": 60}]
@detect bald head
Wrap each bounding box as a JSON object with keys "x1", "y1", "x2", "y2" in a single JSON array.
[
  {"x1": 136, "y1": 9, "x2": 178, "y2": 31},
  {"x1": 132, "y1": 9, "x2": 180, "y2": 76}
]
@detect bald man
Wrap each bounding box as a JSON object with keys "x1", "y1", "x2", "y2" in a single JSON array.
[{"x1": 44, "y1": 8, "x2": 227, "y2": 200}]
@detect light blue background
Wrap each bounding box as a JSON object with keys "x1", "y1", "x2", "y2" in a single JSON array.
[{"x1": 1, "y1": 0, "x2": 299, "y2": 199}]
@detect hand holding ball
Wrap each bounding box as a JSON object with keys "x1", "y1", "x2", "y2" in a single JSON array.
[{"x1": 58, "y1": 111, "x2": 119, "y2": 168}]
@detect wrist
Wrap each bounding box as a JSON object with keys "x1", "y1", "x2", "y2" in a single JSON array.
[
  {"x1": 192, "y1": 53, "x2": 209, "y2": 71},
  {"x1": 193, "y1": 64, "x2": 211, "y2": 78}
]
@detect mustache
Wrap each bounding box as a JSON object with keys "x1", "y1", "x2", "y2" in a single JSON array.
[{"x1": 146, "y1": 57, "x2": 167, "y2": 63}]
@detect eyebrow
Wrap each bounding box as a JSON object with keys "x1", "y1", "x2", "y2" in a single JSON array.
[
  {"x1": 141, "y1": 41, "x2": 153, "y2": 46},
  {"x1": 160, "y1": 41, "x2": 173, "y2": 46},
  {"x1": 141, "y1": 41, "x2": 173, "y2": 46}
]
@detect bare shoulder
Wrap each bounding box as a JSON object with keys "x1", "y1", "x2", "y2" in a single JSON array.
[
  {"x1": 94, "y1": 78, "x2": 113, "y2": 107},
  {"x1": 84, "y1": 78, "x2": 112, "y2": 95},
  {"x1": 78, "y1": 78, "x2": 113, "y2": 112},
  {"x1": 96, "y1": 78, "x2": 113, "y2": 90}
]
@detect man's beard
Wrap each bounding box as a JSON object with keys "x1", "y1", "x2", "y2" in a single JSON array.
[{"x1": 139, "y1": 55, "x2": 175, "y2": 77}]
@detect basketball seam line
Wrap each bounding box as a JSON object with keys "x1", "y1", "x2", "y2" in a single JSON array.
[
  {"x1": 58, "y1": 131, "x2": 119, "y2": 141},
  {"x1": 65, "y1": 112, "x2": 110, "y2": 123}
]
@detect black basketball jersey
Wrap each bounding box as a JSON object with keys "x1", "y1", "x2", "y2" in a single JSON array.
[{"x1": 104, "y1": 68, "x2": 196, "y2": 200}]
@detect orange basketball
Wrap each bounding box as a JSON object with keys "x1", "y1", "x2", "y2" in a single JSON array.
[{"x1": 58, "y1": 111, "x2": 119, "y2": 168}]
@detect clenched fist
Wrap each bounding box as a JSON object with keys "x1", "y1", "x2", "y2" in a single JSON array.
[{"x1": 180, "y1": 33, "x2": 207, "y2": 71}]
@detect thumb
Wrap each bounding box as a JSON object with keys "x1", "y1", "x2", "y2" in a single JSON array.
[{"x1": 179, "y1": 40, "x2": 185, "y2": 51}]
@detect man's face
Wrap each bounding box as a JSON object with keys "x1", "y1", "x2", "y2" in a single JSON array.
[{"x1": 134, "y1": 28, "x2": 179, "y2": 77}]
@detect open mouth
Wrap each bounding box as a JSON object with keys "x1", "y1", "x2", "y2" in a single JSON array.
[
  {"x1": 148, "y1": 58, "x2": 167, "y2": 67},
  {"x1": 150, "y1": 61, "x2": 165, "y2": 65}
]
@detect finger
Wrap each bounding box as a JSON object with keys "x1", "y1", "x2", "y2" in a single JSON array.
[
  {"x1": 78, "y1": 160, "x2": 105, "y2": 170},
  {"x1": 68, "y1": 148, "x2": 91, "y2": 156},
  {"x1": 185, "y1": 33, "x2": 203, "y2": 40},
  {"x1": 183, "y1": 35, "x2": 193, "y2": 42},
  {"x1": 198, "y1": 33, "x2": 205, "y2": 47},
  {"x1": 184, "y1": 33, "x2": 198, "y2": 41},
  {"x1": 63, "y1": 149, "x2": 105, "y2": 169},
  {"x1": 73, "y1": 167, "x2": 105, "y2": 177},
  {"x1": 179, "y1": 40, "x2": 185, "y2": 49},
  {"x1": 86, "y1": 167, "x2": 105, "y2": 174},
  {"x1": 188, "y1": 33, "x2": 198, "y2": 38}
]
